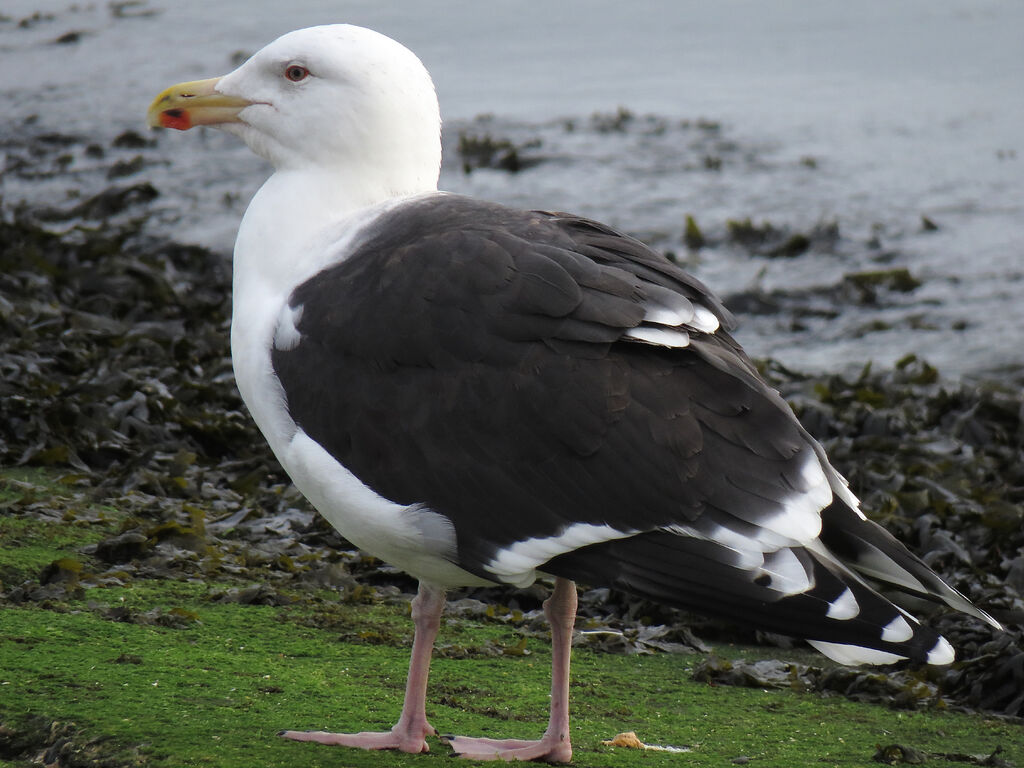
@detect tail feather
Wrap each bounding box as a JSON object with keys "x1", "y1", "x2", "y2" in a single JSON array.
[
  {"x1": 545, "y1": 524, "x2": 975, "y2": 666},
  {"x1": 818, "y1": 500, "x2": 1001, "y2": 630}
]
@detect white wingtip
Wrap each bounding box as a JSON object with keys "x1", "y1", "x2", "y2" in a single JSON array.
[
  {"x1": 806, "y1": 639, "x2": 906, "y2": 666},
  {"x1": 880, "y1": 616, "x2": 915, "y2": 643},
  {"x1": 926, "y1": 636, "x2": 955, "y2": 666},
  {"x1": 825, "y1": 588, "x2": 860, "y2": 620}
]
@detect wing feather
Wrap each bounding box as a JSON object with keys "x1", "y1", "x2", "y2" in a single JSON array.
[{"x1": 269, "y1": 193, "x2": 997, "y2": 662}]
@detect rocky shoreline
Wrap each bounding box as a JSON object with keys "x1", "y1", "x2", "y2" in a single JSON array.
[{"x1": 1, "y1": 127, "x2": 1021, "y2": 723}]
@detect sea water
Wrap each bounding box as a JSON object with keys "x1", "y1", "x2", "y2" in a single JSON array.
[{"x1": 2, "y1": 0, "x2": 1021, "y2": 376}]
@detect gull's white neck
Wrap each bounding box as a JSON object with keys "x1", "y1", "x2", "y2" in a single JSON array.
[
  {"x1": 228, "y1": 162, "x2": 437, "y2": 450},
  {"x1": 234, "y1": 166, "x2": 420, "y2": 292}
]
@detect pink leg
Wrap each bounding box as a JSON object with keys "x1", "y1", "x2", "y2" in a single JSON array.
[
  {"x1": 279, "y1": 581, "x2": 446, "y2": 754},
  {"x1": 443, "y1": 577, "x2": 577, "y2": 763}
]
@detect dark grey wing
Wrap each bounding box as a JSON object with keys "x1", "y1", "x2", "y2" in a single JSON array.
[
  {"x1": 272, "y1": 194, "x2": 779, "y2": 550},
  {"x1": 271, "y1": 194, "x2": 993, "y2": 664}
]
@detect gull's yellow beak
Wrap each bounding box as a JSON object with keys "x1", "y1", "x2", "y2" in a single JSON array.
[{"x1": 147, "y1": 76, "x2": 253, "y2": 131}]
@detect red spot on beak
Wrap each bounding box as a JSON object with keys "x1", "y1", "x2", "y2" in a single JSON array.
[{"x1": 159, "y1": 109, "x2": 193, "y2": 131}]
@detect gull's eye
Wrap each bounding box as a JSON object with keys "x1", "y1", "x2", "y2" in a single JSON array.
[{"x1": 284, "y1": 64, "x2": 310, "y2": 82}]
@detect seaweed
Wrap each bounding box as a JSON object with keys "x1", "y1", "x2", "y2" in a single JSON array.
[
  {"x1": 683, "y1": 214, "x2": 704, "y2": 250},
  {"x1": 0, "y1": 715, "x2": 147, "y2": 767},
  {"x1": 456, "y1": 131, "x2": 542, "y2": 173},
  {"x1": 725, "y1": 217, "x2": 839, "y2": 258},
  {"x1": 843, "y1": 268, "x2": 923, "y2": 302},
  {"x1": 590, "y1": 107, "x2": 634, "y2": 133}
]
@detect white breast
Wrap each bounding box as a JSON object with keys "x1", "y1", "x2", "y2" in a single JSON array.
[{"x1": 229, "y1": 185, "x2": 485, "y2": 588}]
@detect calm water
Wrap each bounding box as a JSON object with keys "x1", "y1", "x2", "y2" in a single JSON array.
[{"x1": 3, "y1": 0, "x2": 1023, "y2": 376}]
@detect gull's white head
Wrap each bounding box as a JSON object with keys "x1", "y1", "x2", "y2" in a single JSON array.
[{"x1": 148, "y1": 24, "x2": 442, "y2": 197}]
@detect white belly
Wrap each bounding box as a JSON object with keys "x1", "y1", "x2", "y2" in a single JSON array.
[
  {"x1": 279, "y1": 428, "x2": 490, "y2": 587},
  {"x1": 226, "y1": 189, "x2": 487, "y2": 587}
]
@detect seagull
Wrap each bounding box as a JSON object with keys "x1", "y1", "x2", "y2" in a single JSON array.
[{"x1": 147, "y1": 24, "x2": 1000, "y2": 762}]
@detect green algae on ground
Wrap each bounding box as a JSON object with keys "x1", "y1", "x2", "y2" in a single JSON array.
[
  {"x1": 2, "y1": 590, "x2": 1022, "y2": 768},
  {"x1": 0, "y1": 469, "x2": 129, "y2": 584},
  {"x1": 1, "y1": 475, "x2": 1021, "y2": 767},
  {"x1": 0, "y1": 471, "x2": 1020, "y2": 767}
]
